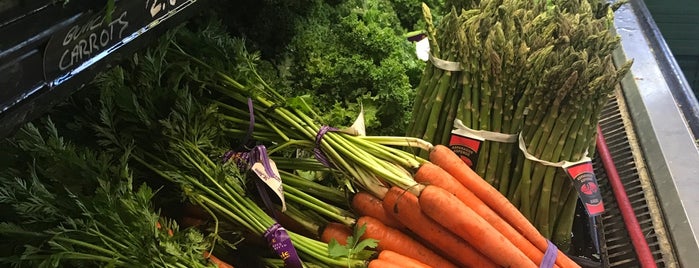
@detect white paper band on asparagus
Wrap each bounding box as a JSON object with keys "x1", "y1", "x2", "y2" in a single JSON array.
[
  {"x1": 517, "y1": 133, "x2": 591, "y2": 168},
  {"x1": 453, "y1": 119, "x2": 518, "y2": 143},
  {"x1": 428, "y1": 53, "x2": 462, "y2": 72}
]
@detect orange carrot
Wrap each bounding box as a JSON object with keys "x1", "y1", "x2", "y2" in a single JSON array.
[
  {"x1": 351, "y1": 191, "x2": 406, "y2": 230},
  {"x1": 204, "y1": 251, "x2": 235, "y2": 268},
  {"x1": 418, "y1": 184, "x2": 537, "y2": 267},
  {"x1": 367, "y1": 258, "x2": 405, "y2": 268},
  {"x1": 155, "y1": 221, "x2": 174, "y2": 237},
  {"x1": 357, "y1": 216, "x2": 458, "y2": 268},
  {"x1": 429, "y1": 145, "x2": 580, "y2": 268},
  {"x1": 382, "y1": 186, "x2": 498, "y2": 268},
  {"x1": 320, "y1": 222, "x2": 352, "y2": 245},
  {"x1": 376, "y1": 250, "x2": 432, "y2": 268},
  {"x1": 414, "y1": 161, "x2": 553, "y2": 267}
]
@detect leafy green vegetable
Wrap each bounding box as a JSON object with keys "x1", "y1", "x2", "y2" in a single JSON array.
[
  {"x1": 63, "y1": 21, "x2": 372, "y2": 266},
  {"x1": 210, "y1": 0, "x2": 313, "y2": 58},
  {"x1": 391, "y1": 0, "x2": 445, "y2": 30},
  {"x1": 327, "y1": 223, "x2": 378, "y2": 265},
  {"x1": 164, "y1": 0, "x2": 429, "y2": 136},
  {"x1": 0, "y1": 120, "x2": 219, "y2": 268},
  {"x1": 282, "y1": 0, "x2": 425, "y2": 136}
]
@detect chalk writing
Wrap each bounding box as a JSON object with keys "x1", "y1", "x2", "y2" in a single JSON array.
[{"x1": 58, "y1": 11, "x2": 129, "y2": 71}]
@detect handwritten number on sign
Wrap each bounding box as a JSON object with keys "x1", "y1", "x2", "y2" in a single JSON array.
[{"x1": 147, "y1": 0, "x2": 178, "y2": 17}]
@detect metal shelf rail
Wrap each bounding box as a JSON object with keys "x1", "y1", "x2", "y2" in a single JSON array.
[{"x1": 603, "y1": 0, "x2": 699, "y2": 266}]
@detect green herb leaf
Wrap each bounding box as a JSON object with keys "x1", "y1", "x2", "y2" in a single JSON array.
[
  {"x1": 327, "y1": 223, "x2": 378, "y2": 261},
  {"x1": 327, "y1": 238, "x2": 349, "y2": 258}
]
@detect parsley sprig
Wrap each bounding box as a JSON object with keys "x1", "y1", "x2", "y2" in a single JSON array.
[{"x1": 328, "y1": 224, "x2": 378, "y2": 267}]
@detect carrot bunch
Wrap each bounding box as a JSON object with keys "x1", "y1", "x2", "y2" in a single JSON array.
[
  {"x1": 206, "y1": 68, "x2": 580, "y2": 266},
  {"x1": 160, "y1": 35, "x2": 586, "y2": 266},
  {"x1": 344, "y1": 145, "x2": 582, "y2": 268}
]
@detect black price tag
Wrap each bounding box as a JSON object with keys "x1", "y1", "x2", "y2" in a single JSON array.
[
  {"x1": 563, "y1": 160, "x2": 605, "y2": 216},
  {"x1": 448, "y1": 133, "x2": 482, "y2": 168}
]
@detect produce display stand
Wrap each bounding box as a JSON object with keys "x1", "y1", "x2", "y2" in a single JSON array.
[
  {"x1": 588, "y1": 0, "x2": 699, "y2": 267},
  {"x1": 2, "y1": 0, "x2": 699, "y2": 267}
]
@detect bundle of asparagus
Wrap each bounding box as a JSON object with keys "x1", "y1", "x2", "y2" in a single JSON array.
[
  {"x1": 406, "y1": 0, "x2": 631, "y2": 248},
  {"x1": 510, "y1": 1, "x2": 632, "y2": 244},
  {"x1": 406, "y1": 5, "x2": 466, "y2": 157}
]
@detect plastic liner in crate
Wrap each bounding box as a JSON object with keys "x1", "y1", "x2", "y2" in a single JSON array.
[{"x1": 0, "y1": 0, "x2": 203, "y2": 138}]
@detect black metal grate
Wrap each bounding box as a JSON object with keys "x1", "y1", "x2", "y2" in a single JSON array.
[{"x1": 593, "y1": 91, "x2": 677, "y2": 267}]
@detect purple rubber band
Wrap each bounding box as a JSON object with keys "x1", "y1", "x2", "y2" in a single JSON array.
[
  {"x1": 540, "y1": 240, "x2": 558, "y2": 268},
  {"x1": 249, "y1": 145, "x2": 276, "y2": 177},
  {"x1": 222, "y1": 146, "x2": 281, "y2": 220},
  {"x1": 248, "y1": 145, "x2": 282, "y2": 220},
  {"x1": 264, "y1": 222, "x2": 303, "y2": 268},
  {"x1": 222, "y1": 150, "x2": 235, "y2": 163},
  {"x1": 314, "y1": 125, "x2": 338, "y2": 167},
  {"x1": 223, "y1": 151, "x2": 249, "y2": 172}
]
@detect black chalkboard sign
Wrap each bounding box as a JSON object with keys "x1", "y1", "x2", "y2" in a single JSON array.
[
  {"x1": 0, "y1": 0, "x2": 201, "y2": 138},
  {"x1": 43, "y1": 0, "x2": 197, "y2": 85}
]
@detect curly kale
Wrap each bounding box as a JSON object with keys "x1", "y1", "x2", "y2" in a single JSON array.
[
  {"x1": 284, "y1": 0, "x2": 425, "y2": 135},
  {"x1": 391, "y1": 0, "x2": 446, "y2": 30},
  {"x1": 210, "y1": 0, "x2": 314, "y2": 58},
  {"x1": 181, "y1": 0, "x2": 434, "y2": 136}
]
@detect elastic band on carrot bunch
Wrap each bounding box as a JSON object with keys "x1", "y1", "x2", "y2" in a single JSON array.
[
  {"x1": 540, "y1": 240, "x2": 558, "y2": 268},
  {"x1": 314, "y1": 125, "x2": 338, "y2": 168}
]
